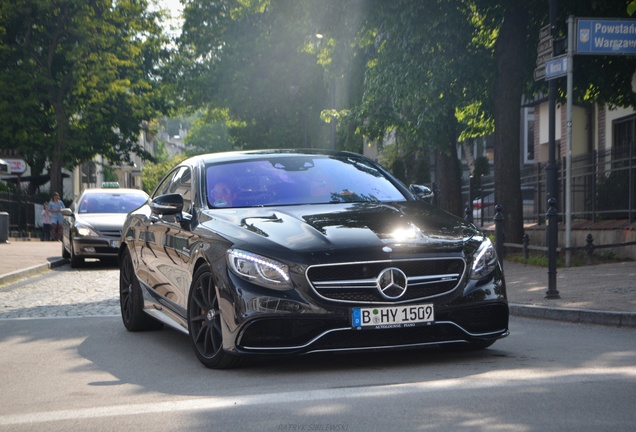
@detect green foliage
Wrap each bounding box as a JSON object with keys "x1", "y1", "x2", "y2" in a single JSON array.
[
  {"x1": 0, "y1": 0, "x2": 171, "y2": 193},
  {"x1": 456, "y1": 102, "x2": 495, "y2": 142},
  {"x1": 0, "y1": 181, "x2": 17, "y2": 193},
  {"x1": 153, "y1": 140, "x2": 170, "y2": 164},
  {"x1": 184, "y1": 109, "x2": 234, "y2": 156},
  {"x1": 102, "y1": 166, "x2": 118, "y2": 183},
  {"x1": 141, "y1": 153, "x2": 188, "y2": 195},
  {"x1": 176, "y1": 0, "x2": 333, "y2": 150}
]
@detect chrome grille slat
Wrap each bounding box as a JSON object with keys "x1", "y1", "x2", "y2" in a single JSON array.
[
  {"x1": 100, "y1": 230, "x2": 122, "y2": 238},
  {"x1": 307, "y1": 258, "x2": 466, "y2": 304},
  {"x1": 313, "y1": 279, "x2": 377, "y2": 289}
]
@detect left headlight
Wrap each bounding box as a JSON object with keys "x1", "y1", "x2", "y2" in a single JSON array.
[
  {"x1": 227, "y1": 249, "x2": 292, "y2": 291},
  {"x1": 75, "y1": 222, "x2": 99, "y2": 237},
  {"x1": 469, "y1": 237, "x2": 498, "y2": 280}
]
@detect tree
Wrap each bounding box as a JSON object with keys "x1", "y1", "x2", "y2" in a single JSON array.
[
  {"x1": 490, "y1": 2, "x2": 530, "y2": 243},
  {"x1": 184, "y1": 109, "x2": 234, "y2": 156},
  {"x1": 327, "y1": 0, "x2": 491, "y2": 216},
  {"x1": 0, "y1": 0, "x2": 171, "y2": 195},
  {"x1": 176, "y1": 0, "x2": 333, "y2": 150},
  {"x1": 141, "y1": 141, "x2": 186, "y2": 195},
  {"x1": 171, "y1": 0, "x2": 636, "y2": 236},
  {"x1": 484, "y1": 0, "x2": 636, "y2": 242}
]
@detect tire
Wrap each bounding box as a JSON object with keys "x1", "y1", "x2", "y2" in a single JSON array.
[
  {"x1": 119, "y1": 248, "x2": 163, "y2": 331},
  {"x1": 69, "y1": 241, "x2": 84, "y2": 268},
  {"x1": 188, "y1": 265, "x2": 244, "y2": 369}
]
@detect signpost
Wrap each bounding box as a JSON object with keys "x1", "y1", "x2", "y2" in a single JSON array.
[
  {"x1": 576, "y1": 19, "x2": 636, "y2": 55},
  {"x1": 545, "y1": 55, "x2": 568, "y2": 80},
  {"x1": 534, "y1": 24, "x2": 553, "y2": 82},
  {"x1": 535, "y1": 17, "x2": 636, "y2": 270}
]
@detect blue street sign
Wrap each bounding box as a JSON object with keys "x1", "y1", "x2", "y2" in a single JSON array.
[
  {"x1": 576, "y1": 18, "x2": 636, "y2": 54},
  {"x1": 545, "y1": 55, "x2": 568, "y2": 80}
]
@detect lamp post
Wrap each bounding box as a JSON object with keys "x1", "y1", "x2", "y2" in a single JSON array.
[{"x1": 545, "y1": 0, "x2": 559, "y2": 296}]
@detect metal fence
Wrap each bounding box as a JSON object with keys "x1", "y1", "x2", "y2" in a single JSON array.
[
  {"x1": 463, "y1": 144, "x2": 636, "y2": 227},
  {"x1": 0, "y1": 191, "x2": 43, "y2": 236}
]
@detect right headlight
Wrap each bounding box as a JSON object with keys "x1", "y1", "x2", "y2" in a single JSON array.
[
  {"x1": 469, "y1": 237, "x2": 498, "y2": 280},
  {"x1": 227, "y1": 249, "x2": 292, "y2": 291}
]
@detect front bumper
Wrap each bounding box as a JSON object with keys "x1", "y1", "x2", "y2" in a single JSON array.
[
  {"x1": 220, "y1": 265, "x2": 509, "y2": 355},
  {"x1": 235, "y1": 302, "x2": 509, "y2": 354},
  {"x1": 72, "y1": 237, "x2": 121, "y2": 258}
]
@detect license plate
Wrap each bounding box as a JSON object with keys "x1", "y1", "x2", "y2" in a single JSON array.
[
  {"x1": 352, "y1": 304, "x2": 434, "y2": 330},
  {"x1": 110, "y1": 240, "x2": 120, "y2": 248}
]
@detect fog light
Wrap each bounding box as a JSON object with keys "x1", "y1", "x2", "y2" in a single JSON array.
[{"x1": 249, "y1": 297, "x2": 305, "y2": 313}]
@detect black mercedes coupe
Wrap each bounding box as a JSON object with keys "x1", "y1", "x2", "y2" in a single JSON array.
[{"x1": 119, "y1": 149, "x2": 508, "y2": 368}]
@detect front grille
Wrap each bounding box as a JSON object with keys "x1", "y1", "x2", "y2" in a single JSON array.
[
  {"x1": 307, "y1": 258, "x2": 466, "y2": 304},
  {"x1": 99, "y1": 229, "x2": 122, "y2": 238}
]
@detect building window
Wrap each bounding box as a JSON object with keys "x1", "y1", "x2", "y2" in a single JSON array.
[
  {"x1": 523, "y1": 107, "x2": 535, "y2": 164},
  {"x1": 613, "y1": 115, "x2": 635, "y2": 159},
  {"x1": 81, "y1": 162, "x2": 97, "y2": 185}
]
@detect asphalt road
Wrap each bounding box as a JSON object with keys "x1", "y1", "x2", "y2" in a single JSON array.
[{"x1": 1, "y1": 265, "x2": 635, "y2": 431}]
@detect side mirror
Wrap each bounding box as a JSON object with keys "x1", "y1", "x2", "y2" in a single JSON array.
[
  {"x1": 60, "y1": 208, "x2": 73, "y2": 217},
  {"x1": 149, "y1": 193, "x2": 184, "y2": 215},
  {"x1": 409, "y1": 184, "x2": 434, "y2": 203}
]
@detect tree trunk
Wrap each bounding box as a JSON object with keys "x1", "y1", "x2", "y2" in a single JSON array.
[
  {"x1": 492, "y1": 6, "x2": 528, "y2": 243},
  {"x1": 50, "y1": 100, "x2": 68, "y2": 197},
  {"x1": 437, "y1": 145, "x2": 463, "y2": 218}
]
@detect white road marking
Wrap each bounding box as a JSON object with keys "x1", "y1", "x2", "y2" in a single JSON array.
[{"x1": 1, "y1": 367, "x2": 634, "y2": 426}]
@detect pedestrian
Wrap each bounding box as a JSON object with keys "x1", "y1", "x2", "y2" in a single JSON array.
[
  {"x1": 41, "y1": 202, "x2": 52, "y2": 241},
  {"x1": 48, "y1": 192, "x2": 65, "y2": 241}
]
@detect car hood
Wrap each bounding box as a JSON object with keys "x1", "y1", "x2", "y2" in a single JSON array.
[
  {"x1": 201, "y1": 201, "x2": 482, "y2": 261},
  {"x1": 77, "y1": 213, "x2": 128, "y2": 232}
]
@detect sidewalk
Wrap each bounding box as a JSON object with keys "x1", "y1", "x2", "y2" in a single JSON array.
[
  {"x1": 1, "y1": 238, "x2": 635, "y2": 327},
  {"x1": 0, "y1": 238, "x2": 68, "y2": 285}
]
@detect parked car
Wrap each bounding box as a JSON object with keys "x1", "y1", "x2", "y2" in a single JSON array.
[
  {"x1": 61, "y1": 186, "x2": 149, "y2": 267},
  {"x1": 472, "y1": 187, "x2": 535, "y2": 224},
  {"x1": 472, "y1": 193, "x2": 496, "y2": 223},
  {"x1": 119, "y1": 150, "x2": 509, "y2": 368}
]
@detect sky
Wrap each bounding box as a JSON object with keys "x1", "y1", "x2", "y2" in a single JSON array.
[{"x1": 153, "y1": 0, "x2": 184, "y2": 36}]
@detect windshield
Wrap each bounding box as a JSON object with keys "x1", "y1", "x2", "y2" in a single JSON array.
[
  {"x1": 78, "y1": 192, "x2": 148, "y2": 214},
  {"x1": 205, "y1": 155, "x2": 407, "y2": 208}
]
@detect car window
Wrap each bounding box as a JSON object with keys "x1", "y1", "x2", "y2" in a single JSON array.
[
  {"x1": 154, "y1": 166, "x2": 192, "y2": 211},
  {"x1": 205, "y1": 155, "x2": 406, "y2": 208},
  {"x1": 78, "y1": 193, "x2": 148, "y2": 214},
  {"x1": 154, "y1": 168, "x2": 177, "y2": 197}
]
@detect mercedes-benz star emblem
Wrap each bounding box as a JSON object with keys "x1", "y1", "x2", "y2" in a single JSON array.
[{"x1": 376, "y1": 267, "x2": 408, "y2": 300}]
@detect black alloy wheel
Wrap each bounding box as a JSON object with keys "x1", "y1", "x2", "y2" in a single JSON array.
[
  {"x1": 188, "y1": 265, "x2": 243, "y2": 369},
  {"x1": 119, "y1": 247, "x2": 162, "y2": 331}
]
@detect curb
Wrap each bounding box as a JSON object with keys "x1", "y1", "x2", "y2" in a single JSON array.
[
  {"x1": 0, "y1": 258, "x2": 67, "y2": 286},
  {"x1": 510, "y1": 303, "x2": 636, "y2": 328}
]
